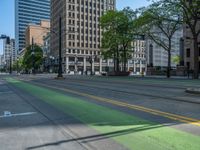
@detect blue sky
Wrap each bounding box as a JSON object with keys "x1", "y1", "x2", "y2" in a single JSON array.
[{"x1": 0, "y1": 0, "x2": 151, "y2": 54}]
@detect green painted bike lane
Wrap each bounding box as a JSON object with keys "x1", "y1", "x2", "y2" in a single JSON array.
[{"x1": 7, "y1": 78, "x2": 200, "y2": 150}]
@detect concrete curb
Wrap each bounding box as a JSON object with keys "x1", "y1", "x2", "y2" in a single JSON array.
[{"x1": 185, "y1": 88, "x2": 200, "y2": 94}]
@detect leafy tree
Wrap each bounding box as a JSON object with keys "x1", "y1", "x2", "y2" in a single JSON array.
[
  {"x1": 172, "y1": 55, "x2": 181, "y2": 66},
  {"x1": 12, "y1": 57, "x2": 24, "y2": 72},
  {"x1": 101, "y1": 10, "x2": 122, "y2": 72},
  {"x1": 120, "y1": 8, "x2": 138, "y2": 71},
  {"x1": 160, "y1": 0, "x2": 200, "y2": 78},
  {"x1": 100, "y1": 9, "x2": 137, "y2": 72},
  {"x1": 23, "y1": 45, "x2": 43, "y2": 72},
  {"x1": 135, "y1": 1, "x2": 181, "y2": 78}
]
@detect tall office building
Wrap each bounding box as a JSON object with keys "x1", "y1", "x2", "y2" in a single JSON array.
[
  {"x1": 10, "y1": 39, "x2": 16, "y2": 63},
  {"x1": 100, "y1": 36, "x2": 146, "y2": 74},
  {"x1": 0, "y1": 55, "x2": 3, "y2": 68},
  {"x1": 25, "y1": 20, "x2": 50, "y2": 47},
  {"x1": 130, "y1": 36, "x2": 146, "y2": 74},
  {"x1": 15, "y1": 0, "x2": 50, "y2": 53},
  {"x1": 51, "y1": 0, "x2": 116, "y2": 74},
  {"x1": 3, "y1": 39, "x2": 12, "y2": 68}
]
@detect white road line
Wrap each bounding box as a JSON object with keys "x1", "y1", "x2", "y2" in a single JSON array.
[{"x1": 0, "y1": 112, "x2": 37, "y2": 118}]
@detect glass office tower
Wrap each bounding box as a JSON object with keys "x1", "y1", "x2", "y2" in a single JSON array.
[{"x1": 15, "y1": 0, "x2": 50, "y2": 52}]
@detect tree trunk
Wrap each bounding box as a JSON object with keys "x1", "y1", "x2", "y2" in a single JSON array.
[
  {"x1": 114, "y1": 51, "x2": 116, "y2": 72},
  {"x1": 167, "y1": 39, "x2": 171, "y2": 78},
  {"x1": 167, "y1": 51, "x2": 171, "y2": 78},
  {"x1": 123, "y1": 48, "x2": 126, "y2": 72},
  {"x1": 193, "y1": 36, "x2": 199, "y2": 79},
  {"x1": 116, "y1": 48, "x2": 120, "y2": 72}
]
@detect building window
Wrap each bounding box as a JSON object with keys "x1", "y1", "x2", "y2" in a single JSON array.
[
  {"x1": 186, "y1": 48, "x2": 190, "y2": 57},
  {"x1": 187, "y1": 62, "x2": 190, "y2": 69}
]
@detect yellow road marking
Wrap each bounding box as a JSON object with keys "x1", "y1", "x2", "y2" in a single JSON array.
[{"x1": 28, "y1": 81, "x2": 200, "y2": 127}]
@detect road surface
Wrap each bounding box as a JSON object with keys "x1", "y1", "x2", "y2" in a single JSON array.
[{"x1": 0, "y1": 74, "x2": 200, "y2": 150}]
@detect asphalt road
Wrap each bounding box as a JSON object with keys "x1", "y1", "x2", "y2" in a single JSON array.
[{"x1": 1, "y1": 74, "x2": 200, "y2": 150}]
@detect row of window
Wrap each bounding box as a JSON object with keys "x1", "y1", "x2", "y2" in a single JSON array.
[
  {"x1": 133, "y1": 54, "x2": 145, "y2": 58},
  {"x1": 68, "y1": 41, "x2": 100, "y2": 48},
  {"x1": 69, "y1": 20, "x2": 100, "y2": 27},
  {"x1": 69, "y1": 3, "x2": 105, "y2": 10},
  {"x1": 67, "y1": 49, "x2": 100, "y2": 55},
  {"x1": 69, "y1": 0, "x2": 114, "y2": 5},
  {"x1": 68, "y1": 12, "x2": 101, "y2": 20},
  {"x1": 68, "y1": 34, "x2": 101, "y2": 41},
  {"x1": 67, "y1": 27, "x2": 101, "y2": 34}
]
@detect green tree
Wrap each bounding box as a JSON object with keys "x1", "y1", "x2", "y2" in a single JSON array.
[
  {"x1": 101, "y1": 10, "x2": 122, "y2": 72},
  {"x1": 160, "y1": 0, "x2": 200, "y2": 78},
  {"x1": 100, "y1": 9, "x2": 136, "y2": 72},
  {"x1": 23, "y1": 45, "x2": 43, "y2": 73},
  {"x1": 12, "y1": 57, "x2": 24, "y2": 72},
  {"x1": 135, "y1": 1, "x2": 181, "y2": 78},
  {"x1": 172, "y1": 55, "x2": 181, "y2": 66}
]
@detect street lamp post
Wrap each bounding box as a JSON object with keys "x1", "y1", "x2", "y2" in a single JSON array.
[
  {"x1": 57, "y1": 16, "x2": 63, "y2": 78},
  {"x1": 31, "y1": 37, "x2": 35, "y2": 74},
  {"x1": 49, "y1": 56, "x2": 55, "y2": 73},
  {"x1": 74, "y1": 55, "x2": 79, "y2": 75},
  {"x1": 16, "y1": 57, "x2": 19, "y2": 74},
  {"x1": 91, "y1": 57, "x2": 93, "y2": 76},
  {"x1": 88, "y1": 54, "x2": 97, "y2": 76}
]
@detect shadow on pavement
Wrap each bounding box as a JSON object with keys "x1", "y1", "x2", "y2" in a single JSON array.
[{"x1": 26, "y1": 124, "x2": 163, "y2": 150}]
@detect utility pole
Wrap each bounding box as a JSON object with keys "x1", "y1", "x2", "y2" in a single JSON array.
[
  {"x1": 58, "y1": 16, "x2": 63, "y2": 78},
  {"x1": 9, "y1": 55, "x2": 12, "y2": 74},
  {"x1": 90, "y1": 57, "x2": 93, "y2": 76},
  {"x1": 31, "y1": 37, "x2": 35, "y2": 74},
  {"x1": 16, "y1": 57, "x2": 19, "y2": 74},
  {"x1": 89, "y1": 54, "x2": 94, "y2": 76}
]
